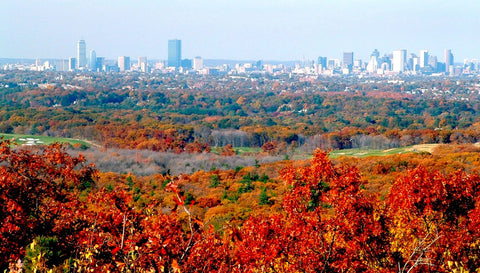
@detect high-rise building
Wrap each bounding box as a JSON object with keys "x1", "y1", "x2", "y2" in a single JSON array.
[
  {"x1": 193, "y1": 56, "x2": 203, "y2": 70},
  {"x1": 181, "y1": 59, "x2": 192, "y2": 69},
  {"x1": 53, "y1": 59, "x2": 68, "y2": 72},
  {"x1": 168, "y1": 39, "x2": 182, "y2": 68},
  {"x1": 407, "y1": 53, "x2": 416, "y2": 71},
  {"x1": 68, "y1": 57, "x2": 76, "y2": 72},
  {"x1": 89, "y1": 50, "x2": 96, "y2": 71},
  {"x1": 317, "y1": 57, "x2": 327, "y2": 70},
  {"x1": 366, "y1": 55, "x2": 378, "y2": 73},
  {"x1": 412, "y1": 57, "x2": 420, "y2": 72},
  {"x1": 76, "y1": 40, "x2": 87, "y2": 69},
  {"x1": 444, "y1": 49, "x2": 454, "y2": 73},
  {"x1": 118, "y1": 56, "x2": 130, "y2": 71},
  {"x1": 96, "y1": 57, "x2": 105, "y2": 72},
  {"x1": 138, "y1": 57, "x2": 148, "y2": 72},
  {"x1": 392, "y1": 49, "x2": 407, "y2": 72},
  {"x1": 343, "y1": 52, "x2": 354, "y2": 69},
  {"x1": 429, "y1": 55, "x2": 438, "y2": 71},
  {"x1": 419, "y1": 50, "x2": 428, "y2": 68},
  {"x1": 472, "y1": 59, "x2": 479, "y2": 71}
]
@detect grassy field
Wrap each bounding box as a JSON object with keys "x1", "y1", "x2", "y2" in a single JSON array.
[
  {"x1": 233, "y1": 147, "x2": 263, "y2": 155},
  {"x1": 0, "y1": 133, "x2": 440, "y2": 159},
  {"x1": 210, "y1": 146, "x2": 263, "y2": 155},
  {"x1": 0, "y1": 133, "x2": 92, "y2": 147},
  {"x1": 329, "y1": 144, "x2": 439, "y2": 158},
  {"x1": 210, "y1": 144, "x2": 440, "y2": 159}
]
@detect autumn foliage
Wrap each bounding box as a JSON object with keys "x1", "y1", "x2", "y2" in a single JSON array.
[{"x1": 4, "y1": 143, "x2": 480, "y2": 272}]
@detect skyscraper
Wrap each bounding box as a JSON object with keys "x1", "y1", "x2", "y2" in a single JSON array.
[
  {"x1": 317, "y1": 57, "x2": 327, "y2": 70},
  {"x1": 96, "y1": 57, "x2": 105, "y2": 72},
  {"x1": 444, "y1": 49, "x2": 454, "y2": 73},
  {"x1": 429, "y1": 55, "x2": 438, "y2": 71},
  {"x1": 138, "y1": 57, "x2": 148, "y2": 72},
  {"x1": 89, "y1": 50, "x2": 96, "y2": 71},
  {"x1": 343, "y1": 52, "x2": 354, "y2": 69},
  {"x1": 193, "y1": 56, "x2": 203, "y2": 70},
  {"x1": 371, "y1": 49, "x2": 380, "y2": 58},
  {"x1": 366, "y1": 56, "x2": 378, "y2": 73},
  {"x1": 419, "y1": 50, "x2": 428, "y2": 68},
  {"x1": 392, "y1": 49, "x2": 407, "y2": 72},
  {"x1": 76, "y1": 40, "x2": 87, "y2": 69},
  {"x1": 118, "y1": 56, "x2": 131, "y2": 71},
  {"x1": 168, "y1": 39, "x2": 182, "y2": 68},
  {"x1": 68, "y1": 57, "x2": 76, "y2": 72}
]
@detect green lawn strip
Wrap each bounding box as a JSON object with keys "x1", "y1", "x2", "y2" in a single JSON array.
[
  {"x1": 233, "y1": 147, "x2": 262, "y2": 155},
  {"x1": 329, "y1": 146, "x2": 424, "y2": 158},
  {"x1": 210, "y1": 146, "x2": 262, "y2": 155},
  {"x1": 0, "y1": 133, "x2": 91, "y2": 147}
]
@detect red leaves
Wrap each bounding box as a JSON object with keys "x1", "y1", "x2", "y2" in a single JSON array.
[
  {"x1": 0, "y1": 140, "x2": 97, "y2": 269},
  {"x1": 386, "y1": 166, "x2": 480, "y2": 271},
  {"x1": 4, "y1": 142, "x2": 480, "y2": 272},
  {"x1": 195, "y1": 149, "x2": 390, "y2": 272},
  {"x1": 111, "y1": 246, "x2": 121, "y2": 255},
  {"x1": 160, "y1": 248, "x2": 167, "y2": 256}
]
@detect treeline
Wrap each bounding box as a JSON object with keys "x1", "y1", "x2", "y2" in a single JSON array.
[
  {"x1": 1, "y1": 71, "x2": 480, "y2": 152},
  {"x1": 303, "y1": 127, "x2": 480, "y2": 151}
]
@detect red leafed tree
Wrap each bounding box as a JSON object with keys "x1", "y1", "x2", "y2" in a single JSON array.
[
  {"x1": 279, "y1": 149, "x2": 391, "y2": 271},
  {"x1": 185, "y1": 149, "x2": 392, "y2": 272},
  {"x1": 71, "y1": 188, "x2": 192, "y2": 272},
  {"x1": 387, "y1": 166, "x2": 480, "y2": 272},
  {"x1": 0, "y1": 139, "x2": 204, "y2": 271},
  {"x1": 0, "y1": 141, "x2": 96, "y2": 269}
]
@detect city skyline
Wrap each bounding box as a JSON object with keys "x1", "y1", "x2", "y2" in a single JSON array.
[
  {"x1": 1, "y1": 0, "x2": 480, "y2": 61},
  {"x1": 63, "y1": 39, "x2": 462, "y2": 68},
  {"x1": 8, "y1": 38, "x2": 473, "y2": 77}
]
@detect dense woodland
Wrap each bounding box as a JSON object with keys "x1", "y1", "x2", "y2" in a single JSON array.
[
  {"x1": 3, "y1": 70, "x2": 480, "y2": 271},
  {"x1": 1, "y1": 71, "x2": 480, "y2": 154}
]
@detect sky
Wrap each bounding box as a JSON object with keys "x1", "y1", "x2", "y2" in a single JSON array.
[{"x1": 1, "y1": 0, "x2": 480, "y2": 62}]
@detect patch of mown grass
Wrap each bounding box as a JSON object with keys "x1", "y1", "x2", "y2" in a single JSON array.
[{"x1": 0, "y1": 133, "x2": 91, "y2": 147}]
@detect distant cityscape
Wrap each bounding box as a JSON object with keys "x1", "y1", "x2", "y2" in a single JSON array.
[{"x1": 1, "y1": 39, "x2": 479, "y2": 77}]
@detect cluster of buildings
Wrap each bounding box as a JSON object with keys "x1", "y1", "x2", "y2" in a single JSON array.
[
  {"x1": 63, "y1": 39, "x2": 203, "y2": 73},
  {"x1": 67, "y1": 39, "x2": 150, "y2": 73},
  {"x1": 310, "y1": 49, "x2": 459, "y2": 76},
  {"x1": 2, "y1": 40, "x2": 480, "y2": 77},
  {"x1": 63, "y1": 39, "x2": 205, "y2": 74}
]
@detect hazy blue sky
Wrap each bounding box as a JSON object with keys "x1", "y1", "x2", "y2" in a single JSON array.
[{"x1": 1, "y1": 0, "x2": 479, "y2": 61}]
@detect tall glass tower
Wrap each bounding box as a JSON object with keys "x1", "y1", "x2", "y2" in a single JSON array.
[
  {"x1": 168, "y1": 39, "x2": 181, "y2": 68},
  {"x1": 444, "y1": 49, "x2": 454, "y2": 73},
  {"x1": 392, "y1": 49, "x2": 407, "y2": 72},
  {"x1": 419, "y1": 50, "x2": 428, "y2": 68},
  {"x1": 343, "y1": 52, "x2": 354, "y2": 70},
  {"x1": 77, "y1": 40, "x2": 87, "y2": 69},
  {"x1": 89, "y1": 50, "x2": 96, "y2": 71}
]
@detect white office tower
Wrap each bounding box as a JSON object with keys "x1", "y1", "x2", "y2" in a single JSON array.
[
  {"x1": 419, "y1": 50, "x2": 428, "y2": 68},
  {"x1": 76, "y1": 40, "x2": 87, "y2": 69},
  {"x1": 193, "y1": 56, "x2": 204, "y2": 70},
  {"x1": 138, "y1": 57, "x2": 148, "y2": 72},
  {"x1": 89, "y1": 50, "x2": 96, "y2": 71},
  {"x1": 366, "y1": 55, "x2": 378, "y2": 73},
  {"x1": 392, "y1": 50, "x2": 407, "y2": 72},
  {"x1": 118, "y1": 56, "x2": 130, "y2": 71},
  {"x1": 444, "y1": 49, "x2": 454, "y2": 73},
  {"x1": 412, "y1": 57, "x2": 419, "y2": 72}
]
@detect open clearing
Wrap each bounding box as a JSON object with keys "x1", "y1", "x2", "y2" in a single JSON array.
[
  {"x1": 329, "y1": 144, "x2": 440, "y2": 158},
  {"x1": 0, "y1": 133, "x2": 92, "y2": 147},
  {"x1": 0, "y1": 133, "x2": 443, "y2": 160}
]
